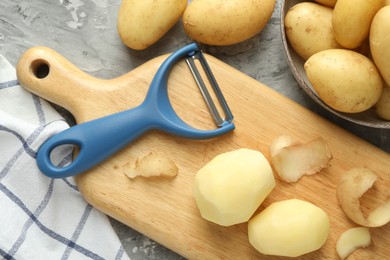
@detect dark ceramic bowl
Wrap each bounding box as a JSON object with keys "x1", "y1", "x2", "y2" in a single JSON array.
[{"x1": 280, "y1": 0, "x2": 390, "y2": 129}]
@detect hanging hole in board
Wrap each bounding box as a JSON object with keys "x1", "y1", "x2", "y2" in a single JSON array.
[{"x1": 30, "y1": 59, "x2": 50, "y2": 79}]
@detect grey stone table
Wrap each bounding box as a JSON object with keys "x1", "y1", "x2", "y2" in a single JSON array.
[{"x1": 1, "y1": 0, "x2": 389, "y2": 259}]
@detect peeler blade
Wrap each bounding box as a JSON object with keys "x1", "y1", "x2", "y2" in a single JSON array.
[{"x1": 185, "y1": 50, "x2": 234, "y2": 127}]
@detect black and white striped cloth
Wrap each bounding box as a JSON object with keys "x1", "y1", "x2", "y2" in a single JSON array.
[{"x1": 0, "y1": 55, "x2": 129, "y2": 260}]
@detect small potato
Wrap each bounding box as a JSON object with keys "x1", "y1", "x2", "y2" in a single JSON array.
[
  {"x1": 118, "y1": 0, "x2": 187, "y2": 50},
  {"x1": 285, "y1": 2, "x2": 341, "y2": 61},
  {"x1": 333, "y1": 0, "x2": 384, "y2": 49},
  {"x1": 375, "y1": 85, "x2": 390, "y2": 120},
  {"x1": 194, "y1": 148, "x2": 275, "y2": 226},
  {"x1": 182, "y1": 0, "x2": 276, "y2": 46},
  {"x1": 304, "y1": 49, "x2": 383, "y2": 113},
  {"x1": 248, "y1": 199, "x2": 330, "y2": 257},
  {"x1": 370, "y1": 6, "x2": 390, "y2": 87}
]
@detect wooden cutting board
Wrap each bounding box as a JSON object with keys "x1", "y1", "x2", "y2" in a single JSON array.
[{"x1": 16, "y1": 46, "x2": 390, "y2": 259}]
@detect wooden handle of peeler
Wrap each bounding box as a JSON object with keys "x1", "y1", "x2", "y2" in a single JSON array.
[{"x1": 16, "y1": 46, "x2": 159, "y2": 122}]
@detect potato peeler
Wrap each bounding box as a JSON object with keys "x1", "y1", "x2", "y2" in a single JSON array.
[{"x1": 36, "y1": 43, "x2": 235, "y2": 178}]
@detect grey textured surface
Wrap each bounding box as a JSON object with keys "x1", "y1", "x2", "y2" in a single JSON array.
[{"x1": 1, "y1": 0, "x2": 389, "y2": 259}]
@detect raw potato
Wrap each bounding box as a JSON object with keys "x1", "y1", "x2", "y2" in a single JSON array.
[
  {"x1": 182, "y1": 0, "x2": 276, "y2": 46},
  {"x1": 375, "y1": 85, "x2": 390, "y2": 120},
  {"x1": 332, "y1": 0, "x2": 384, "y2": 49},
  {"x1": 370, "y1": 6, "x2": 390, "y2": 87},
  {"x1": 336, "y1": 227, "x2": 371, "y2": 260},
  {"x1": 123, "y1": 151, "x2": 178, "y2": 178},
  {"x1": 270, "y1": 135, "x2": 332, "y2": 183},
  {"x1": 248, "y1": 199, "x2": 330, "y2": 257},
  {"x1": 304, "y1": 49, "x2": 383, "y2": 113},
  {"x1": 337, "y1": 168, "x2": 390, "y2": 227},
  {"x1": 194, "y1": 148, "x2": 275, "y2": 226},
  {"x1": 285, "y1": 2, "x2": 341, "y2": 60},
  {"x1": 118, "y1": 0, "x2": 187, "y2": 50}
]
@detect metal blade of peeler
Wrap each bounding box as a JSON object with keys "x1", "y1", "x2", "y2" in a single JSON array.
[{"x1": 185, "y1": 50, "x2": 234, "y2": 127}]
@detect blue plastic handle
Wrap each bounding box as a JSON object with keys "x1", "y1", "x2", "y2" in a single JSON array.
[{"x1": 37, "y1": 43, "x2": 235, "y2": 178}]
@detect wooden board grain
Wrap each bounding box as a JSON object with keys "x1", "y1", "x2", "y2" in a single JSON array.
[{"x1": 16, "y1": 46, "x2": 390, "y2": 259}]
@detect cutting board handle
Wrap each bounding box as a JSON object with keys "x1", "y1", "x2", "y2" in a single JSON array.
[
  {"x1": 16, "y1": 47, "x2": 100, "y2": 112},
  {"x1": 16, "y1": 46, "x2": 149, "y2": 121},
  {"x1": 16, "y1": 46, "x2": 165, "y2": 123}
]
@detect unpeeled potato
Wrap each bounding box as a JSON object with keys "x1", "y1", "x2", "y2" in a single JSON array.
[
  {"x1": 332, "y1": 0, "x2": 384, "y2": 49},
  {"x1": 375, "y1": 85, "x2": 390, "y2": 120},
  {"x1": 304, "y1": 49, "x2": 383, "y2": 113},
  {"x1": 285, "y1": 2, "x2": 341, "y2": 60},
  {"x1": 182, "y1": 0, "x2": 276, "y2": 46},
  {"x1": 370, "y1": 6, "x2": 390, "y2": 87},
  {"x1": 118, "y1": 0, "x2": 187, "y2": 50}
]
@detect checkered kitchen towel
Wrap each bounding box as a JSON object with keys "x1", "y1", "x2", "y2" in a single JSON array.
[{"x1": 0, "y1": 54, "x2": 130, "y2": 259}]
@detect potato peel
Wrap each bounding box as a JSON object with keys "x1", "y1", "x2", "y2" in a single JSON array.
[
  {"x1": 269, "y1": 135, "x2": 293, "y2": 157},
  {"x1": 337, "y1": 168, "x2": 390, "y2": 227},
  {"x1": 123, "y1": 151, "x2": 178, "y2": 179},
  {"x1": 336, "y1": 227, "x2": 371, "y2": 260},
  {"x1": 270, "y1": 135, "x2": 332, "y2": 182}
]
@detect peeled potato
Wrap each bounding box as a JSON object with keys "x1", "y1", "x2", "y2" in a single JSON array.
[
  {"x1": 305, "y1": 49, "x2": 383, "y2": 113},
  {"x1": 118, "y1": 0, "x2": 187, "y2": 50},
  {"x1": 182, "y1": 0, "x2": 276, "y2": 46},
  {"x1": 248, "y1": 199, "x2": 330, "y2": 257},
  {"x1": 285, "y1": 2, "x2": 341, "y2": 60},
  {"x1": 194, "y1": 148, "x2": 275, "y2": 226},
  {"x1": 337, "y1": 168, "x2": 390, "y2": 227}
]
